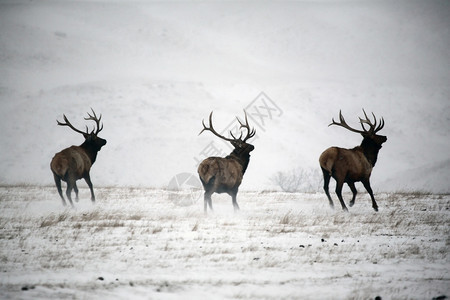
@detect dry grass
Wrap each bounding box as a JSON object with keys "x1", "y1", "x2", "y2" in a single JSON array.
[
  {"x1": 192, "y1": 222, "x2": 199, "y2": 231},
  {"x1": 40, "y1": 212, "x2": 69, "y2": 227},
  {"x1": 0, "y1": 187, "x2": 448, "y2": 299},
  {"x1": 152, "y1": 226, "x2": 163, "y2": 234}
]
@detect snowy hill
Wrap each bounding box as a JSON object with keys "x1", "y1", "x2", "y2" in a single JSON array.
[{"x1": 0, "y1": 0, "x2": 449, "y2": 193}]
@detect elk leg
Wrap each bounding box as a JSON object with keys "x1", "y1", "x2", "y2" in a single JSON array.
[
  {"x1": 362, "y1": 180, "x2": 378, "y2": 212},
  {"x1": 73, "y1": 182, "x2": 79, "y2": 202},
  {"x1": 348, "y1": 182, "x2": 357, "y2": 207},
  {"x1": 231, "y1": 191, "x2": 240, "y2": 212},
  {"x1": 65, "y1": 181, "x2": 75, "y2": 208},
  {"x1": 204, "y1": 192, "x2": 213, "y2": 213},
  {"x1": 335, "y1": 181, "x2": 348, "y2": 212},
  {"x1": 321, "y1": 168, "x2": 334, "y2": 208},
  {"x1": 84, "y1": 174, "x2": 95, "y2": 203},
  {"x1": 208, "y1": 196, "x2": 213, "y2": 212},
  {"x1": 53, "y1": 173, "x2": 66, "y2": 206}
]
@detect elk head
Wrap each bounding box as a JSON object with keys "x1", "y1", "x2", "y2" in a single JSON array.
[
  {"x1": 199, "y1": 110, "x2": 256, "y2": 159},
  {"x1": 329, "y1": 109, "x2": 387, "y2": 149},
  {"x1": 57, "y1": 108, "x2": 107, "y2": 153}
]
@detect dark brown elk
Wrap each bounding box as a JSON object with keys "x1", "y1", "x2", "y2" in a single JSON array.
[
  {"x1": 198, "y1": 111, "x2": 256, "y2": 213},
  {"x1": 319, "y1": 110, "x2": 387, "y2": 212},
  {"x1": 50, "y1": 109, "x2": 106, "y2": 207}
]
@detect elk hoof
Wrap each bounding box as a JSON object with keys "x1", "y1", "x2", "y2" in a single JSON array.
[
  {"x1": 349, "y1": 200, "x2": 355, "y2": 207},
  {"x1": 373, "y1": 206, "x2": 379, "y2": 212}
]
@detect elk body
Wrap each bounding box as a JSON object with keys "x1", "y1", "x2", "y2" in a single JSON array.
[
  {"x1": 198, "y1": 111, "x2": 256, "y2": 213},
  {"x1": 50, "y1": 109, "x2": 106, "y2": 207},
  {"x1": 319, "y1": 110, "x2": 387, "y2": 212}
]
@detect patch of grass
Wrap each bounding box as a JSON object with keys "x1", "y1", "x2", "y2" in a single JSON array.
[
  {"x1": 40, "y1": 213, "x2": 69, "y2": 227},
  {"x1": 92, "y1": 220, "x2": 126, "y2": 232},
  {"x1": 152, "y1": 226, "x2": 163, "y2": 234},
  {"x1": 192, "y1": 222, "x2": 199, "y2": 231},
  {"x1": 98, "y1": 220, "x2": 125, "y2": 228},
  {"x1": 279, "y1": 226, "x2": 296, "y2": 233},
  {"x1": 128, "y1": 214, "x2": 143, "y2": 221},
  {"x1": 241, "y1": 244, "x2": 259, "y2": 252},
  {"x1": 279, "y1": 211, "x2": 304, "y2": 226},
  {"x1": 280, "y1": 212, "x2": 291, "y2": 225},
  {"x1": 79, "y1": 211, "x2": 102, "y2": 222},
  {"x1": 390, "y1": 190, "x2": 433, "y2": 198}
]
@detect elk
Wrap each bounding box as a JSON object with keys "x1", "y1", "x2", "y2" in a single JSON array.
[
  {"x1": 198, "y1": 111, "x2": 256, "y2": 213},
  {"x1": 50, "y1": 109, "x2": 106, "y2": 207},
  {"x1": 319, "y1": 110, "x2": 387, "y2": 212}
]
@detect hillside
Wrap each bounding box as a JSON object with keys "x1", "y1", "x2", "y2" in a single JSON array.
[{"x1": 0, "y1": 0, "x2": 449, "y2": 193}]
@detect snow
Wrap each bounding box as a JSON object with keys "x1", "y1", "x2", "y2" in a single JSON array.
[
  {"x1": 0, "y1": 1, "x2": 449, "y2": 298},
  {"x1": 0, "y1": 187, "x2": 449, "y2": 299}
]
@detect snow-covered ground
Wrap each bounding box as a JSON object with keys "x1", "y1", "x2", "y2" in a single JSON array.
[{"x1": 0, "y1": 186, "x2": 448, "y2": 299}]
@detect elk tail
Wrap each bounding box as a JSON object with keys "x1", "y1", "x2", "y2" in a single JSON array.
[
  {"x1": 198, "y1": 160, "x2": 216, "y2": 186},
  {"x1": 319, "y1": 148, "x2": 337, "y2": 176},
  {"x1": 50, "y1": 157, "x2": 69, "y2": 179}
]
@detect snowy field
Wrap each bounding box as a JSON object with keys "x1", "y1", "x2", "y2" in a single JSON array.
[{"x1": 0, "y1": 186, "x2": 449, "y2": 299}]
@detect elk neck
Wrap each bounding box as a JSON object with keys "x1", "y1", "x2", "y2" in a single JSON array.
[
  {"x1": 359, "y1": 137, "x2": 382, "y2": 167},
  {"x1": 226, "y1": 149, "x2": 251, "y2": 174},
  {"x1": 80, "y1": 140, "x2": 100, "y2": 164}
]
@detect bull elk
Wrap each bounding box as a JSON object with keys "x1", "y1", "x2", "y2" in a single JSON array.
[
  {"x1": 50, "y1": 109, "x2": 107, "y2": 207},
  {"x1": 198, "y1": 111, "x2": 256, "y2": 213},
  {"x1": 319, "y1": 110, "x2": 387, "y2": 212}
]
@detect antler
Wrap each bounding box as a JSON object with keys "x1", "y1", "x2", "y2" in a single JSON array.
[
  {"x1": 199, "y1": 111, "x2": 256, "y2": 143},
  {"x1": 57, "y1": 108, "x2": 103, "y2": 136},
  {"x1": 329, "y1": 109, "x2": 384, "y2": 135},
  {"x1": 235, "y1": 110, "x2": 256, "y2": 142},
  {"x1": 84, "y1": 108, "x2": 103, "y2": 135},
  {"x1": 57, "y1": 114, "x2": 87, "y2": 135},
  {"x1": 199, "y1": 111, "x2": 236, "y2": 142},
  {"x1": 359, "y1": 110, "x2": 384, "y2": 133}
]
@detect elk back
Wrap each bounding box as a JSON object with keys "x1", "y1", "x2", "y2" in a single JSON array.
[
  {"x1": 320, "y1": 146, "x2": 373, "y2": 181},
  {"x1": 51, "y1": 146, "x2": 92, "y2": 180},
  {"x1": 198, "y1": 157, "x2": 243, "y2": 190}
]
